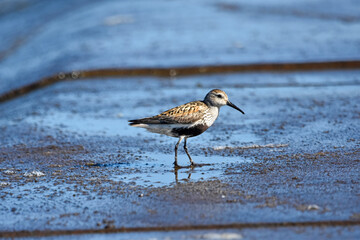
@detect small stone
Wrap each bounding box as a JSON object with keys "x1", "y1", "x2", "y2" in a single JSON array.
[
  {"x1": 24, "y1": 170, "x2": 45, "y2": 177},
  {"x1": 0, "y1": 182, "x2": 11, "y2": 186},
  {"x1": 4, "y1": 170, "x2": 15, "y2": 175},
  {"x1": 307, "y1": 204, "x2": 320, "y2": 210}
]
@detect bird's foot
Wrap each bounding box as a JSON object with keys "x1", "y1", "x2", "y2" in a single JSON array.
[{"x1": 173, "y1": 163, "x2": 192, "y2": 169}]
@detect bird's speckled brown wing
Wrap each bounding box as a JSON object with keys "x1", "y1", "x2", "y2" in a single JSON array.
[{"x1": 130, "y1": 101, "x2": 208, "y2": 125}]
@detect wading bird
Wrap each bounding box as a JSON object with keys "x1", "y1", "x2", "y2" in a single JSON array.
[{"x1": 129, "y1": 89, "x2": 244, "y2": 168}]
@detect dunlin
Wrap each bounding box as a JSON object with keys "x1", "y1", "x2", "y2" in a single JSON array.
[{"x1": 129, "y1": 89, "x2": 244, "y2": 168}]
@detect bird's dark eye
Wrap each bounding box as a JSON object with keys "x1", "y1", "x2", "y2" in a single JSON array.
[{"x1": 216, "y1": 94, "x2": 222, "y2": 98}]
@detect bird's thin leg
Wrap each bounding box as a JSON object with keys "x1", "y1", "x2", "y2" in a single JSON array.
[
  {"x1": 174, "y1": 136, "x2": 184, "y2": 167},
  {"x1": 183, "y1": 138, "x2": 195, "y2": 165},
  {"x1": 184, "y1": 138, "x2": 211, "y2": 167}
]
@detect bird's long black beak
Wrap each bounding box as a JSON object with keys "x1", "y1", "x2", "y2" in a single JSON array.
[{"x1": 227, "y1": 101, "x2": 245, "y2": 114}]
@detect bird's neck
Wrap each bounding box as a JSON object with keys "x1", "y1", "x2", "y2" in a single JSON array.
[
  {"x1": 204, "y1": 99, "x2": 217, "y2": 107},
  {"x1": 203, "y1": 105, "x2": 219, "y2": 127}
]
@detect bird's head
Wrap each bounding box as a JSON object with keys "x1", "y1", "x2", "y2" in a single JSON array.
[{"x1": 204, "y1": 89, "x2": 244, "y2": 114}]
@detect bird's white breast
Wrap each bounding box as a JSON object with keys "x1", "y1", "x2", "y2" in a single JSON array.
[{"x1": 195, "y1": 106, "x2": 219, "y2": 127}]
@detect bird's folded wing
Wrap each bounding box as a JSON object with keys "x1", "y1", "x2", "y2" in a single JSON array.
[{"x1": 131, "y1": 101, "x2": 208, "y2": 125}]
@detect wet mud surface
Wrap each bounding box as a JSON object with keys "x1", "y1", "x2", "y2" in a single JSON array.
[
  {"x1": 1, "y1": 0, "x2": 360, "y2": 239},
  {"x1": 17, "y1": 226, "x2": 360, "y2": 240},
  {"x1": 0, "y1": 71, "x2": 359, "y2": 239}
]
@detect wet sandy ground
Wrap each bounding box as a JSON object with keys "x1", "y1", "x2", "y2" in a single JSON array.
[
  {"x1": 0, "y1": 70, "x2": 359, "y2": 239},
  {"x1": 1, "y1": 0, "x2": 360, "y2": 239}
]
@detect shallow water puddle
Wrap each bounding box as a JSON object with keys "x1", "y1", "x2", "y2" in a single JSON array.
[
  {"x1": 25, "y1": 111, "x2": 135, "y2": 136},
  {"x1": 112, "y1": 153, "x2": 251, "y2": 187}
]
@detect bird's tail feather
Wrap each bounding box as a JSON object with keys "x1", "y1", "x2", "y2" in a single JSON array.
[
  {"x1": 129, "y1": 119, "x2": 142, "y2": 126},
  {"x1": 128, "y1": 118, "x2": 162, "y2": 126}
]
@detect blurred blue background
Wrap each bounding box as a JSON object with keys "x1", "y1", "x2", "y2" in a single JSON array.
[{"x1": 1, "y1": 0, "x2": 360, "y2": 94}]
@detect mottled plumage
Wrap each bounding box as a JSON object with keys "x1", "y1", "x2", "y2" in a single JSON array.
[
  {"x1": 129, "y1": 89, "x2": 244, "y2": 168},
  {"x1": 131, "y1": 101, "x2": 208, "y2": 125}
]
